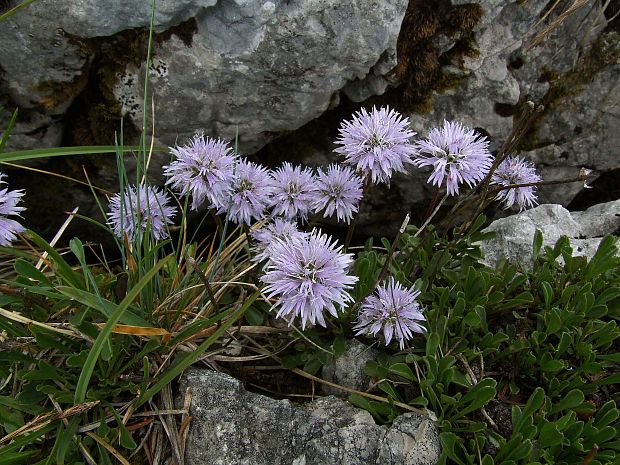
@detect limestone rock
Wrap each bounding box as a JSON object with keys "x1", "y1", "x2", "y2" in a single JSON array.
[
  {"x1": 321, "y1": 339, "x2": 380, "y2": 398},
  {"x1": 408, "y1": 0, "x2": 619, "y2": 207},
  {"x1": 1, "y1": 0, "x2": 407, "y2": 154},
  {"x1": 480, "y1": 200, "x2": 620, "y2": 269},
  {"x1": 119, "y1": 0, "x2": 409, "y2": 152},
  {"x1": 179, "y1": 369, "x2": 440, "y2": 465}
]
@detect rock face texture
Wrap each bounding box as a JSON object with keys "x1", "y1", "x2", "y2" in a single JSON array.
[
  {"x1": 0, "y1": 0, "x2": 408, "y2": 153},
  {"x1": 321, "y1": 339, "x2": 380, "y2": 397},
  {"x1": 423, "y1": 0, "x2": 620, "y2": 207},
  {"x1": 179, "y1": 369, "x2": 440, "y2": 465},
  {"x1": 480, "y1": 200, "x2": 620, "y2": 269},
  {"x1": 0, "y1": 0, "x2": 618, "y2": 236},
  {"x1": 115, "y1": 0, "x2": 408, "y2": 152}
]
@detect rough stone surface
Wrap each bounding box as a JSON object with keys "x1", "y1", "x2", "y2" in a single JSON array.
[
  {"x1": 0, "y1": 0, "x2": 216, "y2": 147},
  {"x1": 408, "y1": 0, "x2": 619, "y2": 207},
  {"x1": 179, "y1": 369, "x2": 440, "y2": 465},
  {"x1": 480, "y1": 200, "x2": 620, "y2": 269},
  {"x1": 119, "y1": 0, "x2": 408, "y2": 152},
  {"x1": 1, "y1": 0, "x2": 618, "y2": 238},
  {"x1": 321, "y1": 339, "x2": 380, "y2": 398},
  {"x1": 1, "y1": 0, "x2": 407, "y2": 153}
]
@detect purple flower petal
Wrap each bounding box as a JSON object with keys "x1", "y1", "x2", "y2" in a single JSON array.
[
  {"x1": 414, "y1": 120, "x2": 494, "y2": 196},
  {"x1": 251, "y1": 218, "x2": 308, "y2": 263},
  {"x1": 260, "y1": 230, "x2": 358, "y2": 329},
  {"x1": 491, "y1": 155, "x2": 542, "y2": 210},
  {"x1": 354, "y1": 277, "x2": 425, "y2": 350},
  {"x1": 312, "y1": 164, "x2": 364, "y2": 224},
  {"x1": 335, "y1": 106, "x2": 417, "y2": 184},
  {"x1": 0, "y1": 173, "x2": 25, "y2": 246},
  {"x1": 269, "y1": 162, "x2": 316, "y2": 221},
  {"x1": 163, "y1": 133, "x2": 235, "y2": 211},
  {"x1": 220, "y1": 158, "x2": 273, "y2": 225},
  {"x1": 107, "y1": 184, "x2": 176, "y2": 241}
]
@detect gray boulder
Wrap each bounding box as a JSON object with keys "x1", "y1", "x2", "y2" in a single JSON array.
[
  {"x1": 118, "y1": 0, "x2": 408, "y2": 153},
  {"x1": 480, "y1": 200, "x2": 620, "y2": 269},
  {"x1": 408, "y1": 0, "x2": 619, "y2": 207},
  {"x1": 179, "y1": 369, "x2": 440, "y2": 465},
  {"x1": 0, "y1": 0, "x2": 408, "y2": 154},
  {"x1": 321, "y1": 339, "x2": 380, "y2": 398}
]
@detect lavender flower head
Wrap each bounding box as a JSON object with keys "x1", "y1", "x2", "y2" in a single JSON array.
[
  {"x1": 335, "y1": 106, "x2": 417, "y2": 184},
  {"x1": 250, "y1": 218, "x2": 308, "y2": 264},
  {"x1": 107, "y1": 184, "x2": 176, "y2": 241},
  {"x1": 269, "y1": 162, "x2": 316, "y2": 220},
  {"x1": 312, "y1": 164, "x2": 363, "y2": 224},
  {"x1": 414, "y1": 120, "x2": 493, "y2": 196},
  {"x1": 163, "y1": 133, "x2": 235, "y2": 210},
  {"x1": 0, "y1": 173, "x2": 25, "y2": 246},
  {"x1": 354, "y1": 277, "x2": 425, "y2": 350},
  {"x1": 220, "y1": 158, "x2": 273, "y2": 225},
  {"x1": 260, "y1": 230, "x2": 358, "y2": 329},
  {"x1": 491, "y1": 155, "x2": 542, "y2": 211}
]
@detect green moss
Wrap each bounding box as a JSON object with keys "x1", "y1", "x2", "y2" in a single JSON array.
[
  {"x1": 519, "y1": 32, "x2": 620, "y2": 151},
  {"x1": 391, "y1": 0, "x2": 484, "y2": 113},
  {"x1": 543, "y1": 32, "x2": 620, "y2": 110}
]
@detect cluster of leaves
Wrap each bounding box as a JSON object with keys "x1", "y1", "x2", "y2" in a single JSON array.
[
  {"x1": 346, "y1": 220, "x2": 619, "y2": 464},
  {"x1": 1, "y1": 4, "x2": 618, "y2": 465},
  {"x1": 0, "y1": 227, "x2": 258, "y2": 464}
]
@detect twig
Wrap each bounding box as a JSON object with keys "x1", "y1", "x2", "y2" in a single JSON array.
[
  {"x1": 289, "y1": 367, "x2": 425, "y2": 414},
  {"x1": 414, "y1": 195, "x2": 447, "y2": 239},
  {"x1": 187, "y1": 256, "x2": 219, "y2": 314},
  {"x1": 35, "y1": 206, "x2": 79, "y2": 270},
  {"x1": 345, "y1": 177, "x2": 372, "y2": 251},
  {"x1": 376, "y1": 214, "x2": 410, "y2": 285},
  {"x1": 526, "y1": 0, "x2": 590, "y2": 51},
  {"x1": 0, "y1": 401, "x2": 99, "y2": 445},
  {"x1": 581, "y1": 445, "x2": 599, "y2": 465},
  {"x1": 456, "y1": 354, "x2": 499, "y2": 432}
]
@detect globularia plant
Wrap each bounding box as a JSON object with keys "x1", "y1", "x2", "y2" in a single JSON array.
[
  {"x1": 414, "y1": 119, "x2": 493, "y2": 196},
  {"x1": 492, "y1": 155, "x2": 543, "y2": 210},
  {"x1": 163, "y1": 133, "x2": 235, "y2": 211},
  {"x1": 107, "y1": 184, "x2": 176, "y2": 241},
  {"x1": 3, "y1": 96, "x2": 615, "y2": 465}
]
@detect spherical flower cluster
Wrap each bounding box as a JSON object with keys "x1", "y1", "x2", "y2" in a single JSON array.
[
  {"x1": 312, "y1": 164, "x2": 363, "y2": 224},
  {"x1": 414, "y1": 120, "x2": 493, "y2": 196},
  {"x1": 107, "y1": 184, "x2": 176, "y2": 241},
  {"x1": 220, "y1": 159, "x2": 273, "y2": 225},
  {"x1": 269, "y1": 162, "x2": 316, "y2": 221},
  {"x1": 163, "y1": 133, "x2": 235, "y2": 210},
  {"x1": 0, "y1": 173, "x2": 25, "y2": 246},
  {"x1": 260, "y1": 230, "x2": 358, "y2": 329},
  {"x1": 335, "y1": 106, "x2": 417, "y2": 184},
  {"x1": 354, "y1": 277, "x2": 425, "y2": 350},
  {"x1": 250, "y1": 218, "x2": 308, "y2": 264},
  {"x1": 491, "y1": 155, "x2": 542, "y2": 211}
]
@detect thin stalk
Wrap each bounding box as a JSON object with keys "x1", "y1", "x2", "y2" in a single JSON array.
[
  {"x1": 351, "y1": 214, "x2": 410, "y2": 311},
  {"x1": 209, "y1": 128, "x2": 239, "y2": 281},
  {"x1": 344, "y1": 177, "x2": 371, "y2": 251},
  {"x1": 376, "y1": 214, "x2": 410, "y2": 285},
  {"x1": 414, "y1": 194, "x2": 448, "y2": 239},
  {"x1": 187, "y1": 257, "x2": 219, "y2": 315},
  {"x1": 423, "y1": 186, "x2": 441, "y2": 221},
  {"x1": 439, "y1": 102, "x2": 544, "y2": 229}
]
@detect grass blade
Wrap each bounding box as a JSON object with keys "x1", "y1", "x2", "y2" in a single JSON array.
[
  {"x1": 74, "y1": 255, "x2": 172, "y2": 404},
  {"x1": 0, "y1": 108, "x2": 18, "y2": 153},
  {"x1": 56, "y1": 286, "x2": 151, "y2": 327},
  {"x1": 135, "y1": 290, "x2": 259, "y2": 408},
  {"x1": 0, "y1": 145, "x2": 150, "y2": 163}
]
